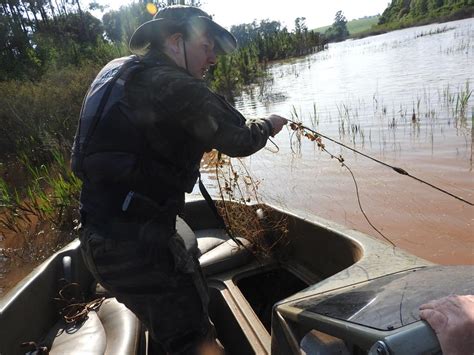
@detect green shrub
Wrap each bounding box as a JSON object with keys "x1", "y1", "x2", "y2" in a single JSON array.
[{"x1": 0, "y1": 64, "x2": 102, "y2": 163}]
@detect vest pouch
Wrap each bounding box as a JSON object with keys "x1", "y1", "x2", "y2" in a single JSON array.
[{"x1": 122, "y1": 191, "x2": 163, "y2": 221}]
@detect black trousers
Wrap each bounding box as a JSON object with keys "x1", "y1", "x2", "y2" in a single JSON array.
[{"x1": 79, "y1": 218, "x2": 211, "y2": 354}]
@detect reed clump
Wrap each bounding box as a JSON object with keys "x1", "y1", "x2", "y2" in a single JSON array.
[
  {"x1": 0, "y1": 150, "x2": 81, "y2": 264},
  {"x1": 414, "y1": 25, "x2": 454, "y2": 38}
]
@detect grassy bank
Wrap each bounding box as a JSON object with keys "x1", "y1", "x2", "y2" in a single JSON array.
[
  {"x1": 0, "y1": 149, "x2": 82, "y2": 294},
  {"x1": 347, "y1": 16, "x2": 380, "y2": 34},
  {"x1": 314, "y1": 15, "x2": 380, "y2": 36}
]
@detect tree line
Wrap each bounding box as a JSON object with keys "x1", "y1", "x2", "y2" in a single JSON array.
[
  {"x1": 0, "y1": 0, "x2": 112, "y2": 81},
  {"x1": 323, "y1": 10, "x2": 349, "y2": 42},
  {"x1": 0, "y1": 0, "x2": 325, "y2": 163},
  {"x1": 1, "y1": 0, "x2": 326, "y2": 83},
  {"x1": 209, "y1": 17, "x2": 326, "y2": 98},
  {"x1": 378, "y1": 0, "x2": 473, "y2": 28}
]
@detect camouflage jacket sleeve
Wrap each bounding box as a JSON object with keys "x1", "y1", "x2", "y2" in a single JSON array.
[{"x1": 146, "y1": 65, "x2": 273, "y2": 157}]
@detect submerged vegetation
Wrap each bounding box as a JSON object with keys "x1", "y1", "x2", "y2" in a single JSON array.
[
  {"x1": 0, "y1": 149, "x2": 81, "y2": 265},
  {"x1": 284, "y1": 80, "x2": 472, "y2": 156}
]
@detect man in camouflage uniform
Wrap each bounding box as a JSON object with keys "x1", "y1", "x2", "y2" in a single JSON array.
[{"x1": 75, "y1": 5, "x2": 287, "y2": 355}]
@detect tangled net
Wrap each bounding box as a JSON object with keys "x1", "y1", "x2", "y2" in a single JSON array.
[
  {"x1": 289, "y1": 121, "x2": 326, "y2": 153},
  {"x1": 202, "y1": 151, "x2": 289, "y2": 257}
]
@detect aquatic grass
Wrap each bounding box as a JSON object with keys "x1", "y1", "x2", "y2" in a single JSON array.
[
  {"x1": 310, "y1": 102, "x2": 320, "y2": 129},
  {"x1": 414, "y1": 26, "x2": 454, "y2": 39},
  {"x1": 279, "y1": 76, "x2": 471, "y2": 172},
  {"x1": 443, "y1": 37, "x2": 472, "y2": 55},
  {"x1": 22, "y1": 151, "x2": 81, "y2": 230},
  {"x1": 292, "y1": 81, "x2": 471, "y2": 157},
  {"x1": 471, "y1": 110, "x2": 474, "y2": 172},
  {"x1": 455, "y1": 81, "x2": 472, "y2": 120},
  {"x1": 0, "y1": 149, "x2": 81, "y2": 265},
  {"x1": 289, "y1": 106, "x2": 304, "y2": 154},
  {"x1": 0, "y1": 178, "x2": 24, "y2": 234},
  {"x1": 336, "y1": 103, "x2": 351, "y2": 141},
  {"x1": 0, "y1": 178, "x2": 10, "y2": 208}
]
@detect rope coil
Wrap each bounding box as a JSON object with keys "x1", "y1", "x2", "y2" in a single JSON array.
[{"x1": 54, "y1": 282, "x2": 105, "y2": 325}]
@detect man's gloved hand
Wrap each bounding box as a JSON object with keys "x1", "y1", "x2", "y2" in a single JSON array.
[
  {"x1": 267, "y1": 114, "x2": 287, "y2": 137},
  {"x1": 419, "y1": 294, "x2": 474, "y2": 355}
]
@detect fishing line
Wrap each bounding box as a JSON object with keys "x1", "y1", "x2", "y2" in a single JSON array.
[
  {"x1": 315, "y1": 143, "x2": 396, "y2": 247},
  {"x1": 287, "y1": 119, "x2": 473, "y2": 206},
  {"x1": 343, "y1": 162, "x2": 395, "y2": 247},
  {"x1": 265, "y1": 137, "x2": 280, "y2": 153}
]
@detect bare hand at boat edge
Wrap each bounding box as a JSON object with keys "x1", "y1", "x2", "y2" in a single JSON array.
[{"x1": 420, "y1": 294, "x2": 474, "y2": 355}]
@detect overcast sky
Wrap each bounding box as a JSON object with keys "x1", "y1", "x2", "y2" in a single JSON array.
[
  {"x1": 200, "y1": 0, "x2": 390, "y2": 29},
  {"x1": 95, "y1": 1, "x2": 390, "y2": 29}
]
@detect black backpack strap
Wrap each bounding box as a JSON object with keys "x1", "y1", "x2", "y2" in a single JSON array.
[{"x1": 198, "y1": 174, "x2": 244, "y2": 247}]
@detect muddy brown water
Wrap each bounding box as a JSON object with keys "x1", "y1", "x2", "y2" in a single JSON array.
[{"x1": 197, "y1": 19, "x2": 474, "y2": 265}]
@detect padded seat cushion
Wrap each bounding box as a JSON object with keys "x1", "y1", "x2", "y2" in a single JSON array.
[
  {"x1": 49, "y1": 311, "x2": 106, "y2": 355},
  {"x1": 194, "y1": 229, "x2": 251, "y2": 276},
  {"x1": 98, "y1": 298, "x2": 142, "y2": 355},
  {"x1": 177, "y1": 217, "x2": 253, "y2": 275},
  {"x1": 47, "y1": 298, "x2": 141, "y2": 355}
]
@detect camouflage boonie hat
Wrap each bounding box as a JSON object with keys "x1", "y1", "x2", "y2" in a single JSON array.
[{"x1": 129, "y1": 5, "x2": 237, "y2": 56}]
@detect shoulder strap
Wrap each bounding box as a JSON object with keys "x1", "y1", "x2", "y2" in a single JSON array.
[{"x1": 198, "y1": 174, "x2": 244, "y2": 247}]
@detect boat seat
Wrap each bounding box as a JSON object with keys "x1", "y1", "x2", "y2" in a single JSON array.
[
  {"x1": 38, "y1": 218, "x2": 249, "y2": 354},
  {"x1": 176, "y1": 217, "x2": 252, "y2": 276},
  {"x1": 44, "y1": 297, "x2": 142, "y2": 355}
]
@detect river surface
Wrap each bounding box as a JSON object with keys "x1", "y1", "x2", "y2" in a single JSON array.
[{"x1": 197, "y1": 18, "x2": 474, "y2": 265}]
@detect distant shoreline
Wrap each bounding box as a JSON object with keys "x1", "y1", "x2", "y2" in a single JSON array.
[{"x1": 352, "y1": 6, "x2": 474, "y2": 40}]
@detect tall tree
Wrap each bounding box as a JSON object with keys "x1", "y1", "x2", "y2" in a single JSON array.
[{"x1": 324, "y1": 10, "x2": 349, "y2": 42}]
